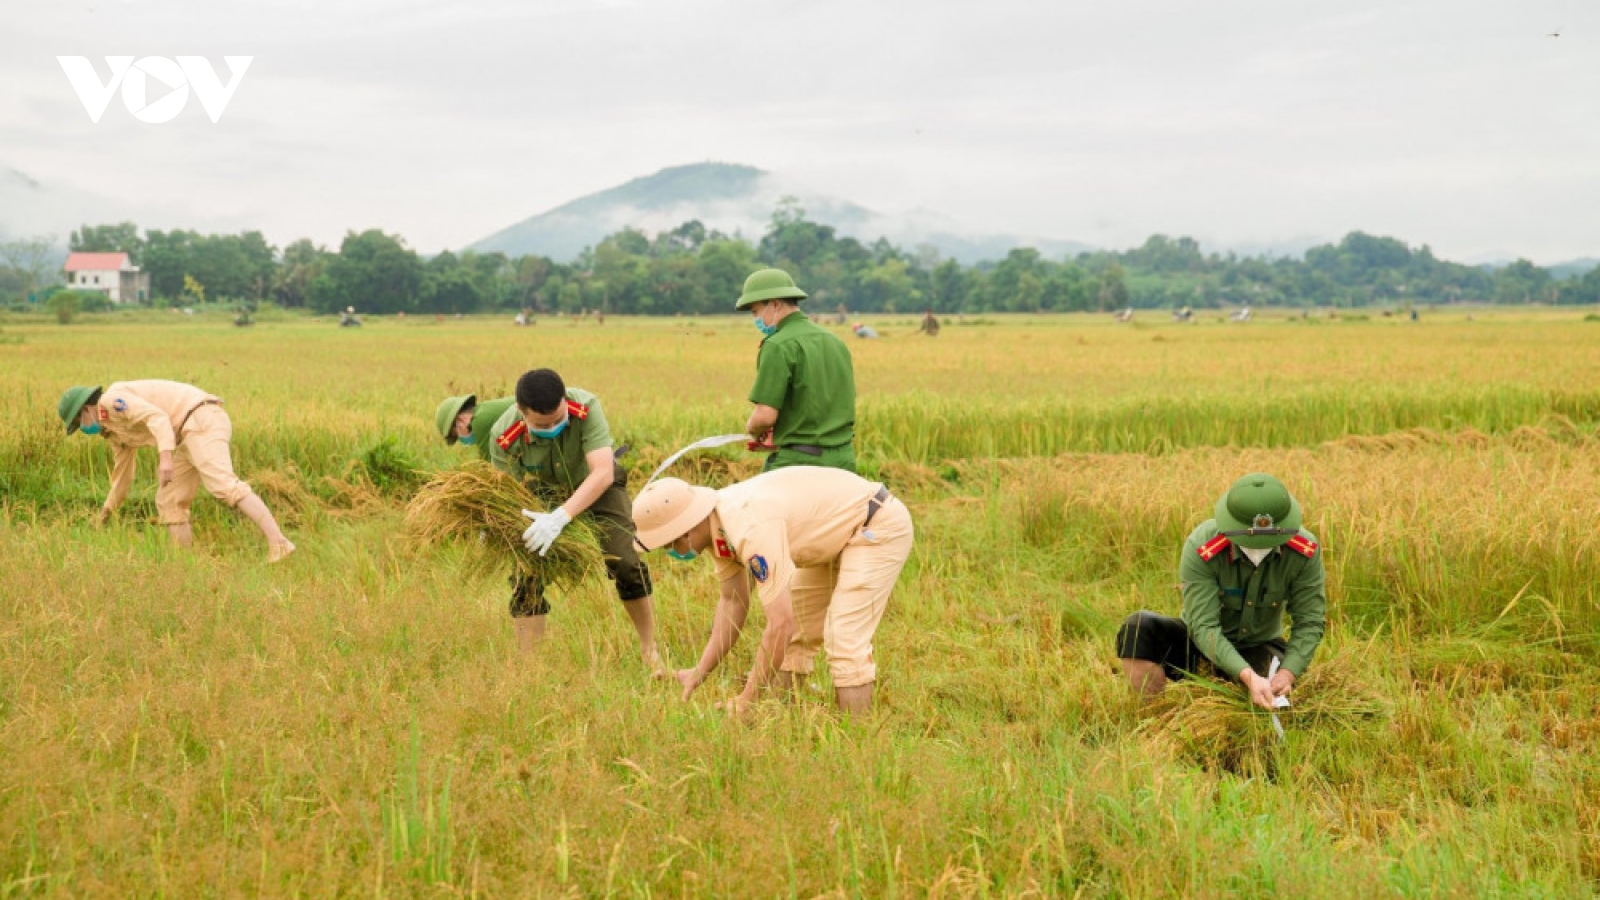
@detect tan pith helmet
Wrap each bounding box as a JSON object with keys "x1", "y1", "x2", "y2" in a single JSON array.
[{"x1": 632, "y1": 477, "x2": 717, "y2": 550}]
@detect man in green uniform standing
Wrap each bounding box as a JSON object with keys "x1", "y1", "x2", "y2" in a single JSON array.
[
  {"x1": 1116, "y1": 473, "x2": 1327, "y2": 710},
  {"x1": 489, "y1": 369, "x2": 658, "y2": 668},
  {"x1": 701, "y1": 269, "x2": 861, "y2": 699},
  {"x1": 434, "y1": 394, "x2": 515, "y2": 462},
  {"x1": 737, "y1": 268, "x2": 858, "y2": 473}
]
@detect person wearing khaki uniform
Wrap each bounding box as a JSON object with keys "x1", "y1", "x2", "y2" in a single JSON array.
[
  {"x1": 632, "y1": 466, "x2": 914, "y2": 713},
  {"x1": 57, "y1": 381, "x2": 295, "y2": 562}
]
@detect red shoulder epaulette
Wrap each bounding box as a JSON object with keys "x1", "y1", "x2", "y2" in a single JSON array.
[
  {"x1": 495, "y1": 419, "x2": 528, "y2": 451},
  {"x1": 1286, "y1": 535, "x2": 1318, "y2": 558},
  {"x1": 565, "y1": 399, "x2": 588, "y2": 420},
  {"x1": 1197, "y1": 534, "x2": 1231, "y2": 561}
]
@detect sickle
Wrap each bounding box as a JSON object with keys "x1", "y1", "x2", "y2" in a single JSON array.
[{"x1": 642, "y1": 434, "x2": 752, "y2": 489}]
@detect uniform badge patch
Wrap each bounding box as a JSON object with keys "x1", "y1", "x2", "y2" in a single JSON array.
[
  {"x1": 1197, "y1": 534, "x2": 1231, "y2": 561},
  {"x1": 1286, "y1": 535, "x2": 1318, "y2": 558},
  {"x1": 112, "y1": 398, "x2": 127, "y2": 412},
  {"x1": 495, "y1": 420, "x2": 528, "y2": 451},
  {"x1": 748, "y1": 555, "x2": 769, "y2": 583},
  {"x1": 97, "y1": 407, "x2": 109, "y2": 422},
  {"x1": 713, "y1": 537, "x2": 734, "y2": 559}
]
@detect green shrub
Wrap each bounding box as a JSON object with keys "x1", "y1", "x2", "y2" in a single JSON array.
[{"x1": 46, "y1": 290, "x2": 82, "y2": 324}]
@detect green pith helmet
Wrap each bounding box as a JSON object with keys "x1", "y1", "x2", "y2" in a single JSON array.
[
  {"x1": 735, "y1": 268, "x2": 808, "y2": 310},
  {"x1": 435, "y1": 394, "x2": 476, "y2": 444},
  {"x1": 1214, "y1": 473, "x2": 1303, "y2": 549},
  {"x1": 58, "y1": 385, "x2": 102, "y2": 435}
]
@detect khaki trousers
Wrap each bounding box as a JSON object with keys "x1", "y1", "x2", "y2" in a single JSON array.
[
  {"x1": 156, "y1": 404, "x2": 254, "y2": 525},
  {"x1": 780, "y1": 497, "x2": 914, "y2": 688}
]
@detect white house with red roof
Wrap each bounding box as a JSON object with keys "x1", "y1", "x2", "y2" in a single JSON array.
[{"x1": 63, "y1": 252, "x2": 151, "y2": 304}]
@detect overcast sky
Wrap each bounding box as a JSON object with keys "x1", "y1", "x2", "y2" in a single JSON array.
[{"x1": 3, "y1": 0, "x2": 1597, "y2": 262}]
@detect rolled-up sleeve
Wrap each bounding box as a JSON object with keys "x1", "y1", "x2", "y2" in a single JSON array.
[{"x1": 579, "y1": 397, "x2": 612, "y2": 454}]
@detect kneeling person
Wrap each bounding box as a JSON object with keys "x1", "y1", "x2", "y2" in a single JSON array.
[
  {"x1": 490, "y1": 369, "x2": 657, "y2": 664},
  {"x1": 632, "y1": 467, "x2": 914, "y2": 713},
  {"x1": 1116, "y1": 473, "x2": 1326, "y2": 710}
]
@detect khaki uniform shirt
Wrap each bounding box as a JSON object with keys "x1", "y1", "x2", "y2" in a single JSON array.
[
  {"x1": 488, "y1": 388, "x2": 613, "y2": 494},
  {"x1": 93, "y1": 380, "x2": 222, "y2": 510},
  {"x1": 1179, "y1": 520, "x2": 1328, "y2": 680},
  {"x1": 707, "y1": 466, "x2": 883, "y2": 608}
]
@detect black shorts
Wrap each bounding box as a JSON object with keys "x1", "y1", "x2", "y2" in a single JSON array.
[{"x1": 1115, "y1": 611, "x2": 1285, "y2": 681}]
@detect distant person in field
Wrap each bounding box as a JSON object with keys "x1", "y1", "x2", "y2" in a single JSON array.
[
  {"x1": 919, "y1": 309, "x2": 941, "y2": 336},
  {"x1": 489, "y1": 368, "x2": 658, "y2": 666},
  {"x1": 434, "y1": 394, "x2": 515, "y2": 463},
  {"x1": 631, "y1": 468, "x2": 913, "y2": 714},
  {"x1": 737, "y1": 268, "x2": 859, "y2": 474},
  {"x1": 851, "y1": 322, "x2": 880, "y2": 339},
  {"x1": 339, "y1": 306, "x2": 361, "y2": 327},
  {"x1": 1116, "y1": 473, "x2": 1326, "y2": 710},
  {"x1": 57, "y1": 381, "x2": 295, "y2": 562}
]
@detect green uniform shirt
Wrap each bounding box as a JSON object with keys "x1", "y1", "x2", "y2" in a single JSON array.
[
  {"x1": 488, "y1": 388, "x2": 613, "y2": 494},
  {"x1": 749, "y1": 311, "x2": 856, "y2": 452},
  {"x1": 468, "y1": 398, "x2": 515, "y2": 462},
  {"x1": 1178, "y1": 520, "x2": 1327, "y2": 680}
]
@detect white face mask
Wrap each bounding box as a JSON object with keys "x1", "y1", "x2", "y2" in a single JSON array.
[{"x1": 1240, "y1": 545, "x2": 1275, "y2": 566}]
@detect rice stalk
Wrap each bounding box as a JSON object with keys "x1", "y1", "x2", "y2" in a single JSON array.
[
  {"x1": 405, "y1": 462, "x2": 606, "y2": 584},
  {"x1": 1139, "y1": 655, "x2": 1391, "y2": 775}
]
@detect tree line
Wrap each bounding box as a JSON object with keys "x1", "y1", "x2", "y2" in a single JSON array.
[{"x1": 4, "y1": 201, "x2": 1598, "y2": 314}]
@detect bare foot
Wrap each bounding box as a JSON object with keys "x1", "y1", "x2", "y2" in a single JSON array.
[
  {"x1": 268, "y1": 541, "x2": 297, "y2": 563},
  {"x1": 645, "y1": 648, "x2": 668, "y2": 680}
]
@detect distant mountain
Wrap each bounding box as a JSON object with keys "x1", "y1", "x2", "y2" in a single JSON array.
[
  {"x1": 1464, "y1": 255, "x2": 1599, "y2": 279},
  {"x1": 1549, "y1": 258, "x2": 1600, "y2": 280},
  {"x1": 0, "y1": 164, "x2": 120, "y2": 245},
  {"x1": 468, "y1": 162, "x2": 1096, "y2": 264}
]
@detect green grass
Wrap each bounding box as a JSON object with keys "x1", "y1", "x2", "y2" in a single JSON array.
[{"x1": 2, "y1": 312, "x2": 1599, "y2": 897}]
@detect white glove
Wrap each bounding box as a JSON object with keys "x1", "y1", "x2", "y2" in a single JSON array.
[{"x1": 520, "y1": 507, "x2": 572, "y2": 556}]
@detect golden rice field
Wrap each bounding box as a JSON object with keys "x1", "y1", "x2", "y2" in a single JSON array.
[{"x1": 2, "y1": 307, "x2": 1599, "y2": 898}]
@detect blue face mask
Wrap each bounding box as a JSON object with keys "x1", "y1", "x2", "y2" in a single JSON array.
[
  {"x1": 753, "y1": 317, "x2": 778, "y2": 337},
  {"x1": 529, "y1": 415, "x2": 569, "y2": 440},
  {"x1": 81, "y1": 421, "x2": 102, "y2": 435},
  {"x1": 458, "y1": 433, "x2": 476, "y2": 446},
  {"x1": 666, "y1": 548, "x2": 698, "y2": 562}
]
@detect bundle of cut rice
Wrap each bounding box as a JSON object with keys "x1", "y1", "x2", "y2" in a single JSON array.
[
  {"x1": 1138, "y1": 656, "x2": 1391, "y2": 774},
  {"x1": 405, "y1": 462, "x2": 606, "y2": 583}
]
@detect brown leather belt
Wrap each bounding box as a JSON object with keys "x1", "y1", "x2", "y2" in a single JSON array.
[
  {"x1": 863, "y1": 485, "x2": 891, "y2": 529},
  {"x1": 177, "y1": 399, "x2": 222, "y2": 433}
]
